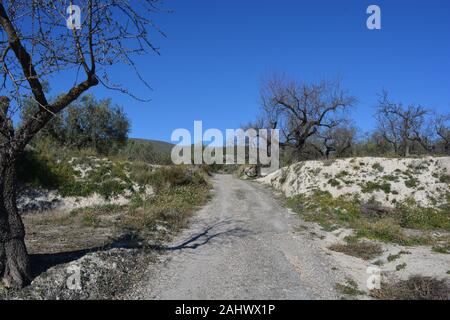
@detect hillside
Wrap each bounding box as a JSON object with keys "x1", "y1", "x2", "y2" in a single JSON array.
[
  {"x1": 129, "y1": 138, "x2": 174, "y2": 156},
  {"x1": 259, "y1": 157, "x2": 450, "y2": 209}
]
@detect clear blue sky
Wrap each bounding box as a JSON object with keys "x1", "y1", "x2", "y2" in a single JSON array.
[{"x1": 51, "y1": 0, "x2": 450, "y2": 142}]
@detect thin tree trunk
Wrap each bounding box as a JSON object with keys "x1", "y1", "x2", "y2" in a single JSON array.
[
  {"x1": 404, "y1": 142, "x2": 410, "y2": 157},
  {"x1": 0, "y1": 156, "x2": 31, "y2": 288}
]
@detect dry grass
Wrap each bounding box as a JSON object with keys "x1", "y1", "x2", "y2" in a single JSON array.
[
  {"x1": 328, "y1": 241, "x2": 383, "y2": 260},
  {"x1": 371, "y1": 276, "x2": 450, "y2": 300},
  {"x1": 24, "y1": 208, "x2": 119, "y2": 254}
]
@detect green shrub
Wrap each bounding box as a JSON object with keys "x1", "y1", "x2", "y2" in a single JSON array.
[
  {"x1": 361, "y1": 181, "x2": 391, "y2": 194},
  {"x1": 395, "y1": 199, "x2": 450, "y2": 231},
  {"x1": 146, "y1": 166, "x2": 208, "y2": 192},
  {"x1": 404, "y1": 177, "x2": 419, "y2": 188},
  {"x1": 123, "y1": 184, "x2": 210, "y2": 233},
  {"x1": 129, "y1": 162, "x2": 155, "y2": 185},
  {"x1": 372, "y1": 163, "x2": 384, "y2": 172},
  {"x1": 336, "y1": 170, "x2": 350, "y2": 178},
  {"x1": 328, "y1": 178, "x2": 341, "y2": 187},
  {"x1": 17, "y1": 149, "x2": 76, "y2": 190},
  {"x1": 356, "y1": 219, "x2": 411, "y2": 245},
  {"x1": 439, "y1": 175, "x2": 450, "y2": 184}
]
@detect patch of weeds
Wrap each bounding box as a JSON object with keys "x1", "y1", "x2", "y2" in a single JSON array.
[
  {"x1": 80, "y1": 212, "x2": 101, "y2": 228},
  {"x1": 439, "y1": 174, "x2": 450, "y2": 184},
  {"x1": 396, "y1": 263, "x2": 407, "y2": 271},
  {"x1": 286, "y1": 190, "x2": 438, "y2": 247},
  {"x1": 373, "y1": 259, "x2": 384, "y2": 266},
  {"x1": 361, "y1": 181, "x2": 391, "y2": 194},
  {"x1": 382, "y1": 175, "x2": 399, "y2": 182},
  {"x1": 336, "y1": 278, "x2": 364, "y2": 297},
  {"x1": 372, "y1": 163, "x2": 384, "y2": 172},
  {"x1": 71, "y1": 204, "x2": 125, "y2": 216},
  {"x1": 386, "y1": 251, "x2": 409, "y2": 262},
  {"x1": 123, "y1": 183, "x2": 211, "y2": 234},
  {"x1": 129, "y1": 162, "x2": 156, "y2": 185},
  {"x1": 370, "y1": 276, "x2": 450, "y2": 300},
  {"x1": 387, "y1": 253, "x2": 401, "y2": 262},
  {"x1": 279, "y1": 169, "x2": 288, "y2": 184},
  {"x1": 328, "y1": 178, "x2": 341, "y2": 187},
  {"x1": 336, "y1": 170, "x2": 350, "y2": 179},
  {"x1": 404, "y1": 177, "x2": 419, "y2": 188},
  {"x1": 328, "y1": 241, "x2": 383, "y2": 260},
  {"x1": 308, "y1": 168, "x2": 322, "y2": 176},
  {"x1": 355, "y1": 218, "x2": 429, "y2": 246},
  {"x1": 286, "y1": 190, "x2": 361, "y2": 230},
  {"x1": 145, "y1": 166, "x2": 208, "y2": 192},
  {"x1": 395, "y1": 198, "x2": 450, "y2": 231},
  {"x1": 432, "y1": 243, "x2": 450, "y2": 254}
]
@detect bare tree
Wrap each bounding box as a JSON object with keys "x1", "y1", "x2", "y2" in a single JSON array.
[
  {"x1": 0, "y1": 0, "x2": 163, "y2": 288},
  {"x1": 310, "y1": 125, "x2": 356, "y2": 159},
  {"x1": 259, "y1": 74, "x2": 355, "y2": 159},
  {"x1": 434, "y1": 113, "x2": 450, "y2": 154},
  {"x1": 376, "y1": 91, "x2": 430, "y2": 156}
]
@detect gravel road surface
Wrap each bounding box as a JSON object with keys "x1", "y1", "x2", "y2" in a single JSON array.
[{"x1": 129, "y1": 174, "x2": 343, "y2": 299}]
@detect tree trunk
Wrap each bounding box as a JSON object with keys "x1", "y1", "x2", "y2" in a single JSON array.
[
  {"x1": 0, "y1": 155, "x2": 31, "y2": 288},
  {"x1": 393, "y1": 143, "x2": 398, "y2": 155},
  {"x1": 404, "y1": 142, "x2": 410, "y2": 157}
]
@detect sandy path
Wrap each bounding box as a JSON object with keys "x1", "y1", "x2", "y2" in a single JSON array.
[{"x1": 129, "y1": 174, "x2": 344, "y2": 299}]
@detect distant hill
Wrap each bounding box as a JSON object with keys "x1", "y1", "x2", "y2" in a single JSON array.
[
  {"x1": 129, "y1": 138, "x2": 174, "y2": 155},
  {"x1": 125, "y1": 138, "x2": 174, "y2": 164}
]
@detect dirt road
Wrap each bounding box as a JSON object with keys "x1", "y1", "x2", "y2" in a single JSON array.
[{"x1": 130, "y1": 174, "x2": 344, "y2": 299}]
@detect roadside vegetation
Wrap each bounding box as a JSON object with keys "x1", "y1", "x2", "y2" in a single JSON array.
[
  {"x1": 370, "y1": 276, "x2": 450, "y2": 300},
  {"x1": 286, "y1": 189, "x2": 450, "y2": 247},
  {"x1": 23, "y1": 164, "x2": 211, "y2": 243}
]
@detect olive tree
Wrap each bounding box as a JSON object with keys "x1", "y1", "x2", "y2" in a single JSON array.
[{"x1": 0, "y1": 0, "x2": 163, "y2": 288}]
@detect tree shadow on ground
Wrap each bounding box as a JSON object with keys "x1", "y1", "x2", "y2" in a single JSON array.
[
  {"x1": 150, "y1": 219, "x2": 252, "y2": 251},
  {"x1": 29, "y1": 233, "x2": 143, "y2": 279},
  {"x1": 29, "y1": 219, "x2": 250, "y2": 280}
]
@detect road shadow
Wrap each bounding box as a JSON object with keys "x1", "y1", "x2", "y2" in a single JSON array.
[{"x1": 151, "y1": 219, "x2": 251, "y2": 251}]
